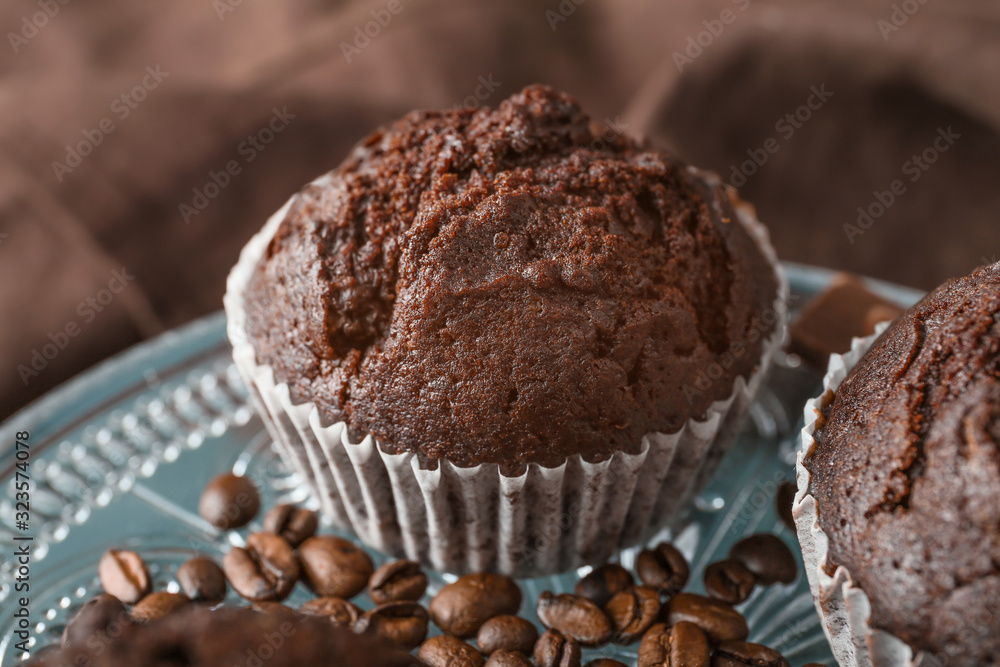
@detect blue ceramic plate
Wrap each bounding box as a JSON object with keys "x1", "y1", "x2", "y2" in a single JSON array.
[{"x1": 0, "y1": 264, "x2": 923, "y2": 665}]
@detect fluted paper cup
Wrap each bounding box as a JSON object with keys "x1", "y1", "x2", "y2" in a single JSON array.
[
  {"x1": 225, "y1": 176, "x2": 787, "y2": 577},
  {"x1": 794, "y1": 323, "x2": 929, "y2": 666}
]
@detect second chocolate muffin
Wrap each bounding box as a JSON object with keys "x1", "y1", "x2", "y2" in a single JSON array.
[
  {"x1": 242, "y1": 85, "x2": 779, "y2": 473},
  {"x1": 802, "y1": 261, "x2": 1000, "y2": 665}
]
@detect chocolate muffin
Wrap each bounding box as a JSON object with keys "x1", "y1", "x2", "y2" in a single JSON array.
[
  {"x1": 241, "y1": 84, "x2": 779, "y2": 472},
  {"x1": 28, "y1": 606, "x2": 421, "y2": 667},
  {"x1": 228, "y1": 84, "x2": 784, "y2": 575},
  {"x1": 804, "y1": 261, "x2": 1000, "y2": 664}
]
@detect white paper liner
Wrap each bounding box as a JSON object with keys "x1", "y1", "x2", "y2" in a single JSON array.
[
  {"x1": 224, "y1": 177, "x2": 788, "y2": 577},
  {"x1": 793, "y1": 323, "x2": 932, "y2": 667}
]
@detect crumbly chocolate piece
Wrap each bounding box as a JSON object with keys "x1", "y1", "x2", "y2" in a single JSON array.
[
  {"x1": 28, "y1": 606, "x2": 421, "y2": 667},
  {"x1": 789, "y1": 273, "x2": 904, "y2": 370},
  {"x1": 244, "y1": 85, "x2": 778, "y2": 472},
  {"x1": 806, "y1": 262, "x2": 1000, "y2": 665}
]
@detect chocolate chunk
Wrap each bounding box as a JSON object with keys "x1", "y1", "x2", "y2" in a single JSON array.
[{"x1": 788, "y1": 273, "x2": 903, "y2": 369}]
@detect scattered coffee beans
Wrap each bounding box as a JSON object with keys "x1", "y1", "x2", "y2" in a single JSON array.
[
  {"x1": 575, "y1": 563, "x2": 635, "y2": 607},
  {"x1": 369, "y1": 559, "x2": 429, "y2": 604},
  {"x1": 429, "y1": 573, "x2": 522, "y2": 638},
  {"x1": 98, "y1": 549, "x2": 151, "y2": 604},
  {"x1": 667, "y1": 594, "x2": 749, "y2": 643},
  {"x1": 176, "y1": 556, "x2": 227, "y2": 605},
  {"x1": 486, "y1": 650, "x2": 534, "y2": 667},
  {"x1": 299, "y1": 596, "x2": 362, "y2": 626},
  {"x1": 712, "y1": 640, "x2": 790, "y2": 667},
  {"x1": 536, "y1": 592, "x2": 612, "y2": 646},
  {"x1": 638, "y1": 621, "x2": 710, "y2": 667},
  {"x1": 62, "y1": 594, "x2": 128, "y2": 647},
  {"x1": 418, "y1": 633, "x2": 485, "y2": 667},
  {"x1": 477, "y1": 614, "x2": 539, "y2": 655},
  {"x1": 199, "y1": 473, "x2": 260, "y2": 530},
  {"x1": 355, "y1": 601, "x2": 429, "y2": 650},
  {"x1": 729, "y1": 534, "x2": 798, "y2": 585},
  {"x1": 298, "y1": 535, "x2": 374, "y2": 599},
  {"x1": 703, "y1": 559, "x2": 756, "y2": 605},
  {"x1": 262, "y1": 503, "x2": 318, "y2": 547},
  {"x1": 604, "y1": 586, "x2": 660, "y2": 645},
  {"x1": 131, "y1": 592, "x2": 190, "y2": 623},
  {"x1": 55, "y1": 497, "x2": 810, "y2": 666},
  {"x1": 635, "y1": 542, "x2": 690, "y2": 595},
  {"x1": 534, "y1": 629, "x2": 582, "y2": 667},
  {"x1": 223, "y1": 532, "x2": 299, "y2": 602}
]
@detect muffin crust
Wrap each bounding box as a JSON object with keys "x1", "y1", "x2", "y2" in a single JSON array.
[{"x1": 244, "y1": 85, "x2": 779, "y2": 472}]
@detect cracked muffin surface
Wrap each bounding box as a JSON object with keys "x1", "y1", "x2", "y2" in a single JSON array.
[
  {"x1": 807, "y1": 261, "x2": 1000, "y2": 665},
  {"x1": 243, "y1": 85, "x2": 779, "y2": 473}
]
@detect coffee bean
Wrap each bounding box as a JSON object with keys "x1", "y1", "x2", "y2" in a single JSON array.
[
  {"x1": 477, "y1": 614, "x2": 539, "y2": 655},
  {"x1": 131, "y1": 592, "x2": 190, "y2": 623},
  {"x1": 536, "y1": 592, "x2": 612, "y2": 646},
  {"x1": 604, "y1": 586, "x2": 660, "y2": 645},
  {"x1": 223, "y1": 532, "x2": 299, "y2": 602},
  {"x1": 250, "y1": 601, "x2": 302, "y2": 619},
  {"x1": 299, "y1": 596, "x2": 362, "y2": 627},
  {"x1": 262, "y1": 504, "x2": 318, "y2": 547},
  {"x1": 636, "y1": 543, "x2": 690, "y2": 595},
  {"x1": 429, "y1": 573, "x2": 522, "y2": 638},
  {"x1": 533, "y1": 629, "x2": 582, "y2": 667},
  {"x1": 666, "y1": 594, "x2": 748, "y2": 643},
  {"x1": 703, "y1": 559, "x2": 756, "y2": 605},
  {"x1": 776, "y1": 482, "x2": 797, "y2": 532},
  {"x1": 298, "y1": 535, "x2": 374, "y2": 599},
  {"x1": 176, "y1": 556, "x2": 227, "y2": 605},
  {"x1": 637, "y1": 622, "x2": 710, "y2": 667},
  {"x1": 199, "y1": 473, "x2": 260, "y2": 530},
  {"x1": 418, "y1": 634, "x2": 485, "y2": 667},
  {"x1": 728, "y1": 534, "x2": 798, "y2": 585},
  {"x1": 486, "y1": 650, "x2": 534, "y2": 667},
  {"x1": 355, "y1": 601, "x2": 429, "y2": 650},
  {"x1": 62, "y1": 595, "x2": 128, "y2": 647},
  {"x1": 711, "y1": 640, "x2": 789, "y2": 667},
  {"x1": 575, "y1": 564, "x2": 635, "y2": 607},
  {"x1": 98, "y1": 549, "x2": 151, "y2": 604},
  {"x1": 369, "y1": 559, "x2": 428, "y2": 604},
  {"x1": 584, "y1": 660, "x2": 628, "y2": 667}
]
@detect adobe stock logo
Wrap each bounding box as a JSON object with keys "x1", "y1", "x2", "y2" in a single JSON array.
[
  {"x1": 727, "y1": 85, "x2": 833, "y2": 188},
  {"x1": 51, "y1": 65, "x2": 170, "y2": 182},
  {"x1": 7, "y1": 0, "x2": 72, "y2": 54},
  {"x1": 844, "y1": 126, "x2": 960, "y2": 244},
  {"x1": 672, "y1": 0, "x2": 752, "y2": 72},
  {"x1": 451, "y1": 75, "x2": 503, "y2": 112},
  {"x1": 339, "y1": 0, "x2": 412, "y2": 63},
  {"x1": 179, "y1": 107, "x2": 296, "y2": 224},
  {"x1": 877, "y1": 0, "x2": 931, "y2": 41},
  {"x1": 545, "y1": 0, "x2": 588, "y2": 31},
  {"x1": 17, "y1": 268, "x2": 136, "y2": 386}
]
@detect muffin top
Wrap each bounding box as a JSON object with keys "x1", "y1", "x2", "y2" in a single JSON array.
[
  {"x1": 243, "y1": 85, "x2": 779, "y2": 472},
  {"x1": 807, "y1": 261, "x2": 1000, "y2": 664},
  {"x1": 29, "y1": 606, "x2": 420, "y2": 667}
]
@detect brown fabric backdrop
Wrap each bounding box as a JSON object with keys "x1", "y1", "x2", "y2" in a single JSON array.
[{"x1": 2, "y1": 0, "x2": 999, "y2": 418}]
